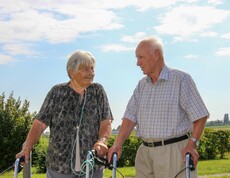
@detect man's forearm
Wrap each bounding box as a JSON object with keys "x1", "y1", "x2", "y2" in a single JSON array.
[
  {"x1": 114, "y1": 118, "x2": 136, "y2": 147},
  {"x1": 192, "y1": 116, "x2": 208, "y2": 140}
]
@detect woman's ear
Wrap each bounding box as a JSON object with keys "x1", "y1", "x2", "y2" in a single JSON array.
[{"x1": 68, "y1": 70, "x2": 75, "y2": 79}]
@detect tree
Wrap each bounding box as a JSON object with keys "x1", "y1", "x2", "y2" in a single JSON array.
[{"x1": 0, "y1": 92, "x2": 35, "y2": 172}]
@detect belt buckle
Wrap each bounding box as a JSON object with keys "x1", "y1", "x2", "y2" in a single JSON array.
[{"x1": 147, "y1": 142, "x2": 154, "y2": 147}]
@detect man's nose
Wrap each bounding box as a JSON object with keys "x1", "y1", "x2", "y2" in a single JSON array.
[{"x1": 136, "y1": 59, "x2": 141, "y2": 66}]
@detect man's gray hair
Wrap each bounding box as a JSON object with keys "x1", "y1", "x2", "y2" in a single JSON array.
[
  {"x1": 141, "y1": 37, "x2": 164, "y2": 58},
  {"x1": 66, "y1": 50, "x2": 95, "y2": 78}
]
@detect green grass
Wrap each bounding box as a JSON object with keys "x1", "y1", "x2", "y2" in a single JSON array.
[
  {"x1": 206, "y1": 125, "x2": 230, "y2": 130},
  {"x1": 104, "y1": 166, "x2": 135, "y2": 178},
  {"x1": 1, "y1": 154, "x2": 230, "y2": 178},
  {"x1": 198, "y1": 159, "x2": 230, "y2": 175},
  {"x1": 204, "y1": 177, "x2": 230, "y2": 178}
]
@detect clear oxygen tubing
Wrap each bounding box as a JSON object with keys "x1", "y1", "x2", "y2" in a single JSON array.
[{"x1": 70, "y1": 91, "x2": 95, "y2": 177}]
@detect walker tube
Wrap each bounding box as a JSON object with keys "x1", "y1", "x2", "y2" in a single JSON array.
[
  {"x1": 13, "y1": 158, "x2": 20, "y2": 178},
  {"x1": 112, "y1": 153, "x2": 117, "y2": 178},
  {"x1": 86, "y1": 151, "x2": 91, "y2": 178},
  {"x1": 185, "y1": 153, "x2": 191, "y2": 178}
]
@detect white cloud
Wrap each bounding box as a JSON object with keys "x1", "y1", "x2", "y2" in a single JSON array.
[
  {"x1": 184, "y1": 54, "x2": 199, "y2": 59},
  {"x1": 0, "y1": 0, "x2": 229, "y2": 57},
  {"x1": 0, "y1": 0, "x2": 204, "y2": 45},
  {"x1": 1, "y1": 0, "x2": 194, "y2": 62},
  {"x1": 208, "y1": 0, "x2": 224, "y2": 5},
  {"x1": 0, "y1": 53, "x2": 17, "y2": 64},
  {"x1": 154, "y1": 6, "x2": 229, "y2": 41},
  {"x1": 0, "y1": 1, "x2": 123, "y2": 44},
  {"x1": 3, "y1": 43, "x2": 36, "y2": 55},
  {"x1": 1, "y1": 1, "x2": 227, "y2": 46},
  {"x1": 121, "y1": 32, "x2": 147, "y2": 43},
  {"x1": 82, "y1": 0, "x2": 190, "y2": 11},
  {"x1": 0, "y1": 0, "x2": 199, "y2": 13},
  {"x1": 100, "y1": 44, "x2": 134, "y2": 52},
  {"x1": 201, "y1": 31, "x2": 218, "y2": 37},
  {"x1": 101, "y1": 32, "x2": 149, "y2": 52},
  {"x1": 221, "y1": 33, "x2": 230, "y2": 40},
  {"x1": 215, "y1": 47, "x2": 230, "y2": 56}
]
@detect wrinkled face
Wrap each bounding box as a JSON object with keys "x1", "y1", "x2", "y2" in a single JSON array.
[
  {"x1": 135, "y1": 43, "x2": 155, "y2": 76},
  {"x1": 71, "y1": 64, "x2": 95, "y2": 88}
]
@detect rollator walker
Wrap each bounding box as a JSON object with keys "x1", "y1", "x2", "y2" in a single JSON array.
[{"x1": 14, "y1": 151, "x2": 117, "y2": 178}]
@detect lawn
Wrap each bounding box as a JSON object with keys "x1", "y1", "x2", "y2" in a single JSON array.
[
  {"x1": 206, "y1": 125, "x2": 230, "y2": 130},
  {"x1": 199, "y1": 158, "x2": 230, "y2": 175}
]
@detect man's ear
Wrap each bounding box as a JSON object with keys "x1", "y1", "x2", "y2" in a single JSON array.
[
  {"x1": 154, "y1": 49, "x2": 160, "y2": 57},
  {"x1": 151, "y1": 49, "x2": 159, "y2": 61},
  {"x1": 154, "y1": 49, "x2": 163, "y2": 61}
]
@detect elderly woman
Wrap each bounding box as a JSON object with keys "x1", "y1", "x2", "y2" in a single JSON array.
[{"x1": 16, "y1": 50, "x2": 113, "y2": 178}]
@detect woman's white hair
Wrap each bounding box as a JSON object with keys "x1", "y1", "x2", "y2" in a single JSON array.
[{"x1": 66, "y1": 50, "x2": 95, "y2": 78}]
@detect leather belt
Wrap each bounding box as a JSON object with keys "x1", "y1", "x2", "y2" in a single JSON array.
[{"x1": 142, "y1": 134, "x2": 189, "y2": 147}]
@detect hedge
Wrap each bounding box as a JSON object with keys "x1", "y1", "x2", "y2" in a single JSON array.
[{"x1": 32, "y1": 128, "x2": 230, "y2": 172}]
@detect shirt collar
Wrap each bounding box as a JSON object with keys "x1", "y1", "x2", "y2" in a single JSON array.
[
  {"x1": 146, "y1": 65, "x2": 170, "y2": 83},
  {"x1": 159, "y1": 65, "x2": 170, "y2": 81}
]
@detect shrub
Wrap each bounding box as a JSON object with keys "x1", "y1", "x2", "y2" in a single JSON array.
[
  {"x1": 198, "y1": 129, "x2": 230, "y2": 160},
  {"x1": 32, "y1": 135, "x2": 49, "y2": 173}
]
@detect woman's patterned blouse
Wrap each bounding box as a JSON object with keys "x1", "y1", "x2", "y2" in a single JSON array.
[{"x1": 36, "y1": 82, "x2": 113, "y2": 174}]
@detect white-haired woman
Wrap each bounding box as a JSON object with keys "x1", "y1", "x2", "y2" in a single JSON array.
[{"x1": 16, "y1": 50, "x2": 113, "y2": 178}]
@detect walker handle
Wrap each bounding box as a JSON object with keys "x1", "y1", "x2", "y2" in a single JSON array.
[
  {"x1": 186, "y1": 153, "x2": 195, "y2": 171},
  {"x1": 14, "y1": 156, "x2": 25, "y2": 178}
]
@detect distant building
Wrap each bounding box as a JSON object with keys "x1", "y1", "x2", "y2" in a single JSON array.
[
  {"x1": 223, "y1": 113, "x2": 229, "y2": 124},
  {"x1": 112, "y1": 130, "x2": 119, "y2": 135}
]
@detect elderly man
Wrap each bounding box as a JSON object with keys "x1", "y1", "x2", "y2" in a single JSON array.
[{"x1": 108, "y1": 37, "x2": 209, "y2": 178}]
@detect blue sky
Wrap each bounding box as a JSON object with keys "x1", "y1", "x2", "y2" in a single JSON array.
[{"x1": 0, "y1": 0, "x2": 230, "y2": 129}]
